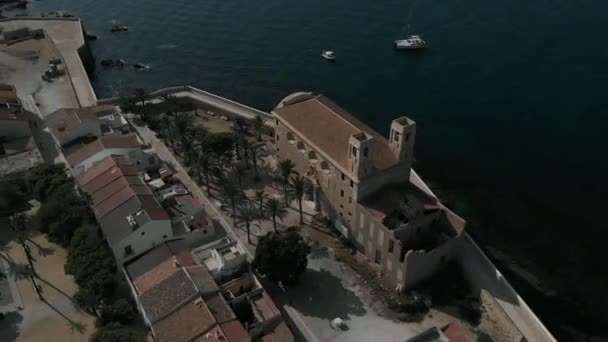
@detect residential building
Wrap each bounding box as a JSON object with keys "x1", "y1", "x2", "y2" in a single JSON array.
[
  {"x1": 124, "y1": 241, "x2": 294, "y2": 342},
  {"x1": 45, "y1": 105, "x2": 131, "y2": 147},
  {"x1": 124, "y1": 241, "x2": 233, "y2": 342},
  {"x1": 0, "y1": 84, "x2": 30, "y2": 141},
  {"x1": 192, "y1": 238, "x2": 248, "y2": 281},
  {"x1": 45, "y1": 107, "x2": 102, "y2": 147},
  {"x1": 272, "y1": 92, "x2": 465, "y2": 290},
  {"x1": 63, "y1": 132, "x2": 159, "y2": 176},
  {"x1": 76, "y1": 155, "x2": 172, "y2": 262}
]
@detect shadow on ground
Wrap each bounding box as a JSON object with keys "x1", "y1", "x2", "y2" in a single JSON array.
[
  {"x1": 0, "y1": 311, "x2": 23, "y2": 341},
  {"x1": 279, "y1": 267, "x2": 366, "y2": 321}
]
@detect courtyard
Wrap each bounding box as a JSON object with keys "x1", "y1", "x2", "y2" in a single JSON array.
[{"x1": 0, "y1": 211, "x2": 95, "y2": 341}]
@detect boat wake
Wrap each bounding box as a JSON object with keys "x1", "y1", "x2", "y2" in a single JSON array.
[{"x1": 156, "y1": 43, "x2": 177, "y2": 49}]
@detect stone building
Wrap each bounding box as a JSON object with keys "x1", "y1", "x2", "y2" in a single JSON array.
[{"x1": 272, "y1": 92, "x2": 465, "y2": 290}]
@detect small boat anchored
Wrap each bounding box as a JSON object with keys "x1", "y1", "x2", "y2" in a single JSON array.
[
  {"x1": 321, "y1": 50, "x2": 336, "y2": 61},
  {"x1": 110, "y1": 25, "x2": 129, "y2": 33},
  {"x1": 101, "y1": 59, "x2": 125, "y2": 68},
  {"x1": 394, "y1": 35, "x2": 426, "y2": 50}
]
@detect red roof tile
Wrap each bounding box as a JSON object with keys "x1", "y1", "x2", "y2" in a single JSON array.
[
  {"x1": 77, "y1": 155, "x2": 130, "y2": 187},
  {"x1": 220, "y1": 320, "x2": 250, "y2": 342},
  {"x1": 46, "y1": 107, "x2": 99, "y2": 141}
]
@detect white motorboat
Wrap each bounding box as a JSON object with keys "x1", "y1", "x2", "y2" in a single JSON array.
[
  {"x1": 394, "y1": 35, "x2": 426, "y2": 50},
  {"x1": 321, "y1": 50, "x2": 336, "y2": 61}
]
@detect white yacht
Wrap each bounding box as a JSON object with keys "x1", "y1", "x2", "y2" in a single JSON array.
[
  {"x1": 321, "y1": 50, "x2": 336, "y2": 61},
  {"x1": 394, "y1": 35, "x2": 426, "y2": 50}
]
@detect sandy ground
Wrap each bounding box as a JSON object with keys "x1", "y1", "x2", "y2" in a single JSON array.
[{"x1": 0, "y1": 213, "x2": 95, "y2": 342}]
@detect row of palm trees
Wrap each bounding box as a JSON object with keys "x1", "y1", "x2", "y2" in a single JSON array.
[{"x1": 142, "y1": 93, "x2": 313, "y2": 244}]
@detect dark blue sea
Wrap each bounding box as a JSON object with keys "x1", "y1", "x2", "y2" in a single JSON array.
[{"x1": 5, "y1": 0, "x2": 608, "y2": 338}]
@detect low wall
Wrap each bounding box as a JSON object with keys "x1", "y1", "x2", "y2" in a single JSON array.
[
  {"x1": 456, "y1": 234, "x2": 555, "y2": 341},
  {"x1": 97, "y1": 85, "x2": 274, "y2": 121},
  {"x1": 480, "y1": 289, "x2": 526, "y2": 342}
]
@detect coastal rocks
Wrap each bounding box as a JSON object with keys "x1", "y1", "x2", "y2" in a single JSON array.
[{"x1": 101, "y1": 58, "x2": 125, "y2": 68}]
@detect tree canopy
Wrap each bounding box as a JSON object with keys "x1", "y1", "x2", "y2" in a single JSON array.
[
  {"x1": 66, "y1": 225, "x2": 116, "y2": 305},
  {"x1": 90, "y1": 322, "x2": 147, "y2": 342},
  {"x1": 29, "y1": 163, "x2": 73, "y2": 201},
  {"x1": 97, "y1": 299, "x2": 137, "y2": 327},
  {"x1": 33, "y1": 184, "x2": 89, "y2": 246},
  {"x1": 254, "y1": 228, "x2": 310, "y2": 285}
]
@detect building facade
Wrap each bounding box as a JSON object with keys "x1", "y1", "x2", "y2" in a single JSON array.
[{"x1": 272, "y1": 92, "x2": 465, "y2": 290}]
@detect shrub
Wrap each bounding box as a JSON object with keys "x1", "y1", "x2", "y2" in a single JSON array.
[
  {"x1": 90, "y1": 322, "x2": 146, "y2": 342},
  {"x1": 97, "y1": 299, "x2": 136, "y2": 327}
]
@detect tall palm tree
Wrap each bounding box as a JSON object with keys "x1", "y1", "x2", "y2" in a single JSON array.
[
  {"x1": 289, "y1": 175, "x2": 310, "y2": 224},
  {"x1": 230, "y1": 161, "x2": 247, "y2": 193},
  {"x1": 253, "y1": 190, "x2": 268, "y2": 217},
  {"x1": 162, "y1": 94, "x2": 180, "y2": 116},
  {"x1": 221, "y1": 183, "x2": 240, "y2": 223},
  {"x1": 236, "y1": 202, "x2": 258, "y2": 244},
  {"x1": 231, "y1": 117, "x2": 250, "y2": 160},
  {"x1": 265, "y1": 198, "x2": 287, "y2": 233},
  {"x1": 251, "y1": 115, "x2": 266, "y2": 141},
  {"x1": 193, "y1": 152, "x2": 215, "y2": 195},
  {"x1": 277, "y1": 159, "x2": 296, "y2": 206},
  {"x1": 159, "y1": 115, "x2": 175, "y2": 148},
  {"x1": 249, "y1": 143, "x2": 265, "y2": 182},
  {"x1": 133, "y1": 88, "x2": 148, "y2": 121}
]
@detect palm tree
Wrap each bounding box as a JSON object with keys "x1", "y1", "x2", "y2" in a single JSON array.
[
  {"x1": 133, "y1": 88, "x2": 148, "y2": 121},
  {"x1": 221, "y1": 183, "x2": 240, "y2": 223},
  {"x1": 253, "y1": 190, "x2": 268, "y2": 217},
  {"x1": 289, "y1": 175, "x2": 310, "y2": 224},
  {"x1": 231, "y1": 117, "x2": 250, "y2": 160},
  {"x1": 265, "y1": 198, "x2": 287, "y2": 233},
  {"x1": 159, "y1": 115, "x2": 175, "y2": 147},
  {"x1": 236, "y1": 202, "x2": 258, "y2": 244},
  {"x1": 251, "y1": 115, "x2": 266, "y2": 141},
  {"x1": 162, "y1": 94, "x2": 180, "y2": 116},
  {"x1": 249, "y1": 143, "x2": 265, "y2": 182},
  {"x1": 277, "y1": 159, "x2": 296, "y2": 206},
  {"x1": 230, "y1": 161, "x2": 247, "y2": 193},
  {"x1": 193, "y1": 152, "x2": 215, "y2": 195}
]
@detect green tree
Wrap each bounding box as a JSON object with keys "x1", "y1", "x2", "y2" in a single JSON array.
[
  {"x1": 248, "y1": 143, "x2": 264, "y2": 182},
  {"x1": 230, "y1": 161, "x2": 247, "y2": 192},
  {"x1": 277, "y1": 159, "x2": 296, "y2": 206},
  {"x1": 220, "y1": 183, "x2": 240, "y2": 223},
  {"x1": 253, "y1": 190, "x2": 268, "y2": 217},
  {"x1": 29, "y1": 163, "x2": 72, "y2": 201},
  {"x1": 66, "y1": 226, "x2": 116, "y2": 303},
  {"x1": 251, "y1": 115, "x2": 266, "y2": 141},
  {"x1": 191, "y1": 152, "x2": 215, "y2": 196},
  {"x1": 133, "y1": 88, "x2": 149, "y2": 122},
  {"x1": 231, "y1": 117, "x2": 250, "y2": 161},
  {"x1": 90, "y1": 322, "x2": 146, "y2": 342},
  {"x1": 97, "y1": 299, "x2": 136, "y2": 327},
  {"x1": 237, "y1": 202, "x2": 259, "y2": 244},
  {"x1": 158, "y1": 115, "x2": 175, "y2": 148},
  {"x1": 289, "y1": 175, "x2": 310, "y2": 224},
  {"x1": 254, "y1": 228, "x2": 311, "y2": 285},
  {"x1": 202, "y1": 132, "x2": 234, "y2": 162},
  {"x1": 265, "y1": 198, "x2": 287, "y2": 233},
  {"x1": 33, "y1": 185, "x2": 88, "y2": 245}
]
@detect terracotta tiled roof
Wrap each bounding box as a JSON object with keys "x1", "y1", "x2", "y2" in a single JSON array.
[
  {"x1": 93, "y1": 186, "x2": 153, "y2": 218},
  {"x1": 152, "y1": 298, "x2": 217, "y2": 342},
  {"x1": 77, "y1": 155, "x2": 130, "y2": 187},
  {"x1": 0, "y1": 84, "x2": 18, "y2": 101},
  {"x1": 133, "y1": 256, "x2": 181, "y2": 294},
  {"x1": 261, "y1": 321, "x2": 293, "y2": 342},
  {"x1": 251, "y1": 291, "x2": 280, "y2": 323},
  {"x1": 140, "y1": 268, "x2": 198, "y2": 323},
  {"x1": 205, "y1": 293, "x2": 235, "y2": 324},
  {"x1": 442, "y1": 322, "x2": 476, "y2": 342},
  {"x1": 64, "y1": 139, "x2": 104, "y2": 166},
  {"x1": 193, "y1": 325, "x2": 229, "y2": 342},
  {"x1": 138, "y1": 195, "x2": 170, "y2": 220},
  {"x1": 81, "y1": 163, "x2": 138, "y2": 194},
  {"x1": 274, "y1": 94, "x2": 398, "y2": 178},
  {"x1": 220, "y1": 320, "x2": 250, "y2": 342},
  {"x1": 90, "y1": 175, "x2": 145, "y2": 205},
  {"x1": 46, "y1": 107, "x2": 99, "y2": 141},
  {"x1": 64, "y1": 133, "x2": 141, "y2": 167}
]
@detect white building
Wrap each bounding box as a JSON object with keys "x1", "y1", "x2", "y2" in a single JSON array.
[
  {"x1": 77, "y1": 155, "x2": 172, "y2": 262},
  {"x1": 64, "y1": 133, "x2": 159, "y2": 176}
]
